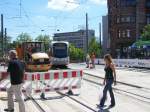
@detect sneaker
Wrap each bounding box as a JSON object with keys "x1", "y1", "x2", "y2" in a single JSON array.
[
  {"x1": 109, "y1": 104, "x2": 115, "y2": 108},
  {"x1": 96, "y1": 104, "x2": 105, "y2": 108},
  {"x1": 4, "y1": 108, "x2": 14, "y2": 112}
]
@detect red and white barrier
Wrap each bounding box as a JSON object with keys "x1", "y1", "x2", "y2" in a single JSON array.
[
  {"x1": 0, "y1": 70, "x2": 83, "y2": 95},
  {"x1": 95, "y1": 59, "x2": 150, "y2": 68}
]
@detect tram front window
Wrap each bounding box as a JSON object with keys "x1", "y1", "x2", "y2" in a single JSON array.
[{"x1": 53, "y1": 44, "x2": 68, "y2": 58}]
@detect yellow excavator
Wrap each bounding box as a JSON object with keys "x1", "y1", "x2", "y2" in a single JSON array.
[{"x1": 16, "y1": 42, "x2": 51, "y2": 72}]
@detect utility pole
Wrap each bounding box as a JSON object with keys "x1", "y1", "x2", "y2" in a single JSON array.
[
  {"x1": 4, "y1": 28, "x2": 7, "y2": 54},
  {"x1": 86, "y1": 13, "x2": 88, "y2": 54},
  {"x1": 99, "y1": 23, "x2": 101, "y2": 47},
  {"x1": 1, "y1": 14, "x2": 4, "y2": 56},
  {"x1": 19, "y1": 0, "x2": 22, "y2": 17}
]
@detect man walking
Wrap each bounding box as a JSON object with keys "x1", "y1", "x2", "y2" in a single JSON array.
[
  {"x1": 86, "y1": 54, "x2": 90, "y2": 68},
  {"x1": 4, "y1": 50, "x2": 25, "y2": 112}
]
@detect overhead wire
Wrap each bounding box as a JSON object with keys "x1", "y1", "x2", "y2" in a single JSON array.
[{"x1": 1, "y1": 0, "x2": 104, "y2": 37}]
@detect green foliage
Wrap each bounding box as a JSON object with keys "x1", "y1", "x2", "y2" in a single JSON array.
[
  {"x1": 35, "y1": 34, "x2": 51, "y2": 51},
  {"x1": 141, "y1": 25, "x2": 150, "y2": 41},
  {"x1": 35, "y1": 34, "x2": 51, "y2": 42},
  {"x1": 4, "y1": 36, "x2": 12, "y2": 51},
  {"x1": 135, "y1": 40, "x2": 150, "y2": 47},
  {"x1": 88, "y1": 37, "x2": 101, "y2": 57},
  {"x1": 16, "y1": 33, "x2": 32, "y2": 43},
  {"x1": 0, "y1": 33, "x2": 12, "y2": 56},
  {"x1": 69, "y1": 44, "x2": 84, "y2": 61}
]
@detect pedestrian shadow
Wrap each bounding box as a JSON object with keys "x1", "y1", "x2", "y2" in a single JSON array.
[
  {"x1": 98, "y1": 109, "x2": 110, "y2": 112},
  {"x1": 98, "y1": 106, "x2": 113, "y2": 112},
  {"x1": 24, "y1": 95, "x2": 66, "y2": 101}
]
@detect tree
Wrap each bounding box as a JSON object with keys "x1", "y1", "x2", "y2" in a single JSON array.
[
  {"x1": 4, "y1": 36, "x2": 12, "y2": 51},
  {"x1": 88, "y1": 37, "x2": 101, "y2": 57},
  {"x1": 141, "y1": 24, "x2": 150, "y2": 41},
  {"x1": 0, "y1": 32, "x2": 12, "y2": 55},
  {"x1": 69, "y1": 44, "x2": 84, "y2": 62},
  {"x1": 35, "y1": 34, "x2": 51, "y2": 51},
  {"x1": 16, "y1": 33, "x2": 32, "y2": 43}
]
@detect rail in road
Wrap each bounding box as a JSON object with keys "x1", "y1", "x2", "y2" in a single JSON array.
[
  {"x1": 116, "y1": 67, "x2": 150, "y2": 73},
  {"x1": 0, "y1": 81, "x2": 98, "y2": 112},
  {"x1": 26, "y1": 94, "x2": 96, "y2": 112},
  {"x1": 1, "y1": 77, "x2": 150, "y2": 112},
  {"x1": 83, "y1": 73, "x2": 150, "y2": 104},
  {"x1": 39, "y1": 80, "x2": 97, "y2": 112},
  {"x1": 27, "y1": 96, "x2": 47, "y2": 112},
  {"x1": 84, "y1": 72, "x2": 150, "y2": 90},
  {"x1": 1, "y1": 65, "x2": 150, "y2": 112}
]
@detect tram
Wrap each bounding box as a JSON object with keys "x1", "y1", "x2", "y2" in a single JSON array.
[{"x1": 49, "y1": 41, "x2": 69, "y2": 67}]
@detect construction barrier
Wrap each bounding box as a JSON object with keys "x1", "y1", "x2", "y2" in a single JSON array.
[
  {"x1": 95, "y1": 59, "x2": 150, "y2": 68},
  {"x1": 0, "y1": 70, "x2": 83, "y2": 97}
]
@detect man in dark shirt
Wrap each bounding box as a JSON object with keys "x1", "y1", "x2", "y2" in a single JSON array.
[{"x1": 4, "y1": 50, "x2": 25, "y2": 112}]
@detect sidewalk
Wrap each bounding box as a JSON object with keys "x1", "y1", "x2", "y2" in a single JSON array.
[
  {"x1": 69, "y1": 63, "x2": 150, "y2": 89},
  {"x1": 69, "y1": 63, "x2": 150, "y2": 103}
]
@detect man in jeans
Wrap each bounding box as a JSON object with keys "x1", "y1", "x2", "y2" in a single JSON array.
[{"x1": 4, "y1": 50, "x2": 25, "y2": 112}]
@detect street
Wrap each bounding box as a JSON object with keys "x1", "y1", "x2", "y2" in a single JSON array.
[
  {"x1": 0, "y1": 64, "x2": 150, "y2": 112},
  {"x1": 1, "y1": 0, "x2": 150, "y2": 111}
]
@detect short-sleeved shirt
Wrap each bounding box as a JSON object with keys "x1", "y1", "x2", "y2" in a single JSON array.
[{"x1": 7, "y1": 58, "x2": 25, "y2": 85}]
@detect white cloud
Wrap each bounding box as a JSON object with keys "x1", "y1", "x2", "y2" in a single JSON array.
[
  {"x1": 89, "y1": 0, "x2": 107, "y2": 5},
  {"x1": 48, "y1": 0, "x2": 79, "y2": 11}
]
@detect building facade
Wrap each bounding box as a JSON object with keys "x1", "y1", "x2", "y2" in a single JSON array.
[
  {"x1": 102, "y1": 15, "x2": 110, "y2": 55},
  {"x1": 108, "y1": 0, "x2": 150, "y2": 58},
  {"x1": 53, "y1": 30, "x2": 95, "y2": 53}
]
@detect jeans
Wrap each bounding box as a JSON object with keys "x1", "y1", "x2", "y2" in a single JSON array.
[
  {"x1": 91, "y1": 60, "x2": 95, "y2": 68},
  {"x1": 7, "y1": 84, "x2": 25, "y2": 112},
  {"x1": 100, "y1": 79, "x2": 115, "y2": 106}
]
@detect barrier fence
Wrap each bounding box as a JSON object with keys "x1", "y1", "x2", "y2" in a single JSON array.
[
  {"x1": 95, "y1": 59, "x2": 150, "y2": 68},
  {"x1": 0, "y1": 70, "x2": 83, "y2": 97}
]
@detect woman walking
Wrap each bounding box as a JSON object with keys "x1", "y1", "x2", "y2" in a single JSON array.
[{"x1": 98, "y1": 54, "x2": 116, "y2": 108}]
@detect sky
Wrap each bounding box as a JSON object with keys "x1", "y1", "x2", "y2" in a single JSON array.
[{"x1": 0, "y1": 0, "x2": 107, "y2": 41}]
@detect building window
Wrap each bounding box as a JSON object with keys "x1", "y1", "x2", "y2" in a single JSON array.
[
  {"x1": 146, "y1": 14, "x2": 150, "y2": 24},
  {"x1": 118, "y1": 15, "x2": 135, "y2": 23},
  {"x1": 147, "y1": 16, "x2": 150, "y2": 24},
  {"x1": 130, "y1": 16, "x2": 136, "y2": 23},
  {"x1": 126, "y1": 17, "x2": 130, "y2": 22},
  {"x1": 121, "y1": 17, "x2": 125, "y2": 22},
  {"x1": 126, "y1": 0, "x2": 136, "y2": 6},
  {"x1": 91, "y1": 32, "x2": 95, "y2": 36},
  {"x1": 116, "y1": 17, "x2": 120, "y2": 23},
  {"x1": 120, "y1": 0, "x2": 136, "y2": 7},
  {"x1": 116, "y1": 0, "x2": 120, "y2": 7},
  {"x1": 126, "y1": 29, "x2": 131, "y2": 38},
  {"x1": 120, "y1": 0, "x2": 126, "y2": 7},
  {"x1": 146, "y1": 0, "x2": 150, "y2": 8},
  {"x1": 122, "y1": 30, "x2": 126, "y2": 37},
  {"x1": 118, "y1": 30, "x2": 121, "y2": 38}
]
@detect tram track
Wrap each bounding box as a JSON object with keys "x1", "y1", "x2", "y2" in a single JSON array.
[
  {"x1": 28, "y1": 81, "x2": 98, "y2": 112},
  {"x1": 84, "y1": 72, "x2": 150, "y2": 90},
  {"x1": 28, "y1": 71, "x2": 150, "y2": 112},
  {"x1": 83, "y1": 73, "x2": 150, "y2": 104},
  {"x1": 30, "y1": 96, "x2": 47, "y2": 112},
  {"x1": 32, "y1": 72, "x2": 150, "y2": 112}
]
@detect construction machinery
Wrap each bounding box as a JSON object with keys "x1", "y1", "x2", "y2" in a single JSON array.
[{"x1": 16, "y1": 42, "x2": 51, "y2": 72}]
